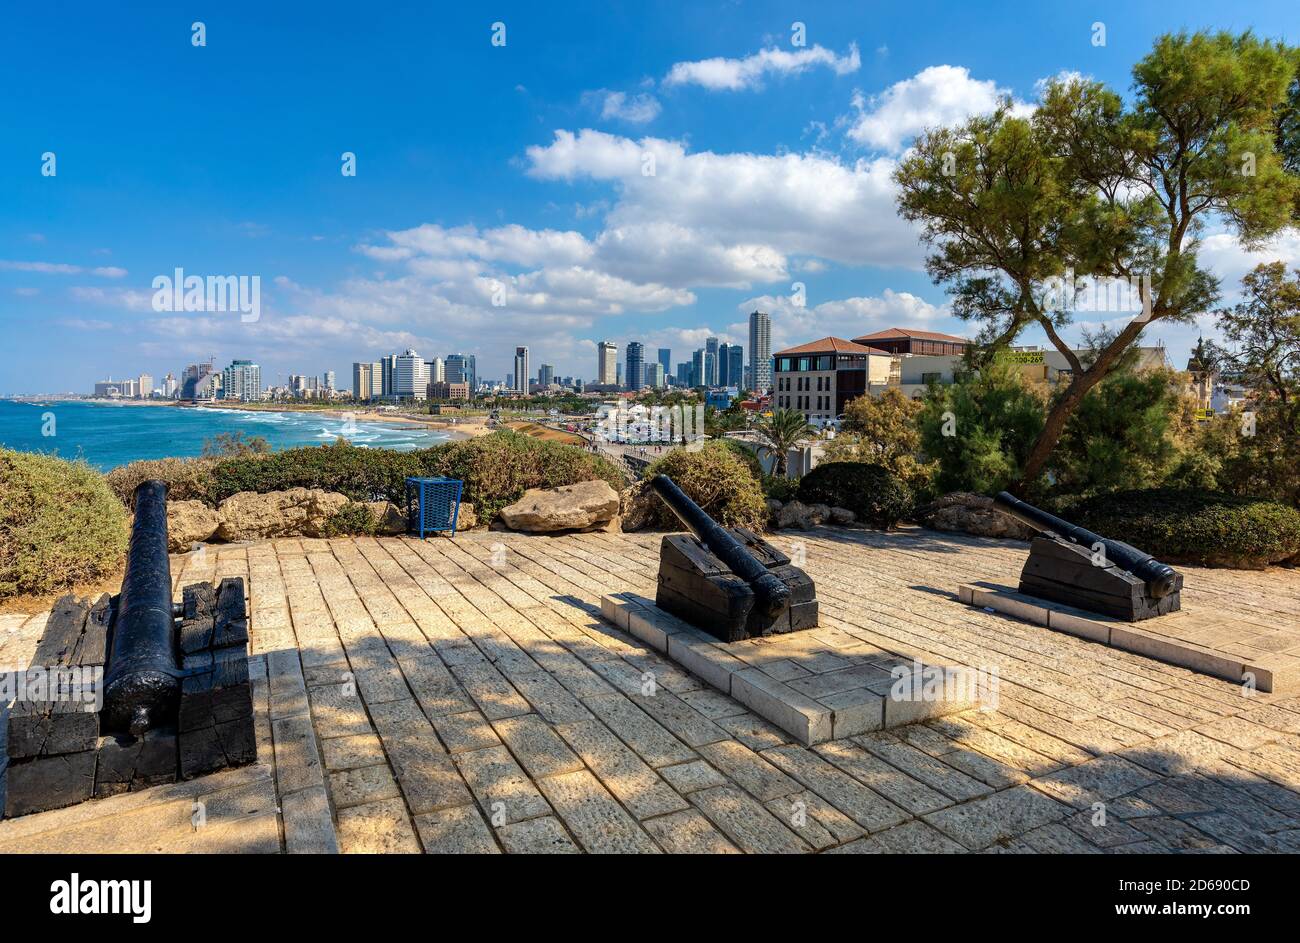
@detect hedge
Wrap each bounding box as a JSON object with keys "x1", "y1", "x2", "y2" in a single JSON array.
[
  {"x1": 108, "y1": 432, "x2": 625, "y2": 526},
  {"x1": 0, "y1": 449, "x2": 129, "y2": 601},
  {"x1": 1064, "y1": 488, "x2": 1300, "y2": 569},
  {"x1": 797, "y1": 461, "x2": 913, "y2": 529},
  {"x1": 640, "y1": 442, "x2": 768, "y2": 531}
]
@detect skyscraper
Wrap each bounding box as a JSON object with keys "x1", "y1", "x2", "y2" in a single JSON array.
[
  {"x1": 718, "y1": 343, "x2": 743, "y2": 387},
  {"x1": 323, "y1": 370, "x2": 335, "y2": 392},
  {"x1": 657, "y1": 348, "x2": 671, "y2": 377},
  {"x1": 426, "y1": 358, "x2": 444, "y2": 384},
  {"x1": 380, "y1": 354, "x2": 397, "y2": 397},
  {"x1": 691, "y1": 349, "x2": 704, "y2": 388},
  {"x1": 445, "y1": 353, "x2": 477, "y2": 392},
  {"x1": 393, "y1": 349, "x2": 430, "y2": 399},
  {"x1": 626, "y1": 341, "x2": 645, "y2": 391},
  {"x1": 705, "y1": 336, "x2": 720, "y2": 386},
  {"x1": 513, "y1": 346, "x2": 529, "y2": 393},
  {"x1": 222, "y1": 359, "x2": 261, "y2": 402},
  {"x1": 645, "y1": 362, "x2": 665, "y2": 389},
  {"x1": 749, "y1": 310, "x2": 772, "y2": 392},
  {"x1": 597, "y1": 340, "x2": 617, "y2": 385},
  {"x1": 538, "y1": 363, "x2": 554, "y2": 388},
  {"x1": 137, "y1": 374, "x2": 153, "y2": 398}
]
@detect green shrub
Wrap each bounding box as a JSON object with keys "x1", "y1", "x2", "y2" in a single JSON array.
[
  {"x1": 0, "y1": 449, "x2": 129, "y2": 600},
  {"x1": 208, "y1": 441, "x2": 426, "y2": 505},
  {"x1": 106, "y1": 456, "x2": 220, "y2": 507},
  {"x1": 422, "y1": 431, "x2": 625, "y2": 523},
  {"x1": 797, "y1": 461, "x2": 913, "y2": 529},
  {"x1": 1064, "y1": 488, "x2": 1300, "y2": 569},
  {"x1": 762, "y1": 473, "x2": 801, "y2": 503},
  {"x1": 121, "y1": 432, "x2": 622, "y2": 526},
  {"x1": 323, "y1": 501, "x2": 380, "y2": 537},
  {"x1": 642, "y1": 442, "x2": 768, "y2": 531},
  {"x1": 918, "y1": 357, "x2": 1046, "y2": 494}
]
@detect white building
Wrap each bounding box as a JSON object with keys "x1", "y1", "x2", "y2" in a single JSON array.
[
  {"x1": 597, "y1": 341, "x2": 617, "y2": 385},
  {"x1": 137, "y1": 374, "x2": 153, "y2": 398},
  {"x1": 393, "y1": 349, "x2": 430, "y2": 399},
  {"x1": 222, "y1": 360, "x2": 261, "y2": 402}
]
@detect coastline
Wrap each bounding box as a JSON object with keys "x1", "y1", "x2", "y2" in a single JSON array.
[{"x1": 71, "y1": 397, "x2": 489, "y2": 440}]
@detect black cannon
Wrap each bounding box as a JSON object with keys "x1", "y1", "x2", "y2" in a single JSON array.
[
  {"x1": 993, "y1": 491, "x2": 1182, "y2": 620},
  {"x1": 102, "y1": 480, "x2": 182, "y2": 736},
  {"x1": 651, "y1": 474, "x2": 817, "y2": 641}
]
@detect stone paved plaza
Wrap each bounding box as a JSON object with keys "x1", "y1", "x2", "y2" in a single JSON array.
[{"x1": 2, "y1": 527, "x2": 1299, "y2": 854}]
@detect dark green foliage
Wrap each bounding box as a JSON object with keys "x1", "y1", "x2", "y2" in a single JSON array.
[
  {"x1": 1047, "y1": 368, "x2": 1186, "y2": 497},
  {"x1": 207, "y1": 441, "x2": 426, "y2": 505},
  {"x1": 1065, "y1": 489, "x2": 1300, "y2": 568},
  {"x1": 797, "y1": 462, "x2": 913, "y2": 529},
  {"x1": 918, "y1": 358, "x2": 1046, "y2": 495}
]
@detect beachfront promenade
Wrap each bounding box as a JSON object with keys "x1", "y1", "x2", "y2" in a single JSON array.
[{"x1": 2, "y1": 528, "x2": 1299, "y2": 853}]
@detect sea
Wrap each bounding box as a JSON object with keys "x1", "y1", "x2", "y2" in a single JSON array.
[{"x1": 0, "y1": 400, "x2": 452, "y2": 471}]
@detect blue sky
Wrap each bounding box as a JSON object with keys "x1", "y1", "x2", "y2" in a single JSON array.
[{"x1": 2, "y1": 0, "x2": 1298, "y2": 393}]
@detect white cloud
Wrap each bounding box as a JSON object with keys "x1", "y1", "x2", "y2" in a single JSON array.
[
  {"x1": 736, "y1": 288, "x2": 950, "y2": 351},
  {"x1": 526, "y1": 129, "x2": 923, "y2": 271},
  {"x1": 598, "y1": 90, "x2": 662, "y2": 123},
  {"x1": 664, "y1": 43, "x2": 860, "y2": 91},
  {"x1": 846, "y1": 65, "x2": 1029, "y2": 153},
  {"x1": 1197, "y1": 229, "x2": 1300, "y2": 300},
  {"x1": 0, "y1": 260, "x2": 128, "y2": 277}
]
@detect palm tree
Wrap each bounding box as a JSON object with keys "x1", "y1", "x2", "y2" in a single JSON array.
[{"x1": 754, "y1": 408, "x2": 814, "y2": 476}]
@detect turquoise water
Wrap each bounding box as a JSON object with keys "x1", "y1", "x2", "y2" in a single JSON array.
[{"x1": 0, "y1": 400, "x2": 451, "y2": 470}]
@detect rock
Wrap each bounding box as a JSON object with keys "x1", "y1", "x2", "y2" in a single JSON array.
[
  {"x1": 167, "y1": 500, "x2": 220, "y2": 552},
  {"x1": 829, "y1": 506, "x2": 856, "y2": 525},
  {"x1": 808, "y1": 503, "x2": 831, "y2": 523},
  {"x1": 915, "y1": 492, "x2": 1034, "y2": 540},
  {"x1": 499, "y1": 480, "x2": 621, "y2": 533},
  {"x1": 775, "y1": 500, "x2": 817, "y2": 530},
  {"x1": 216, "y1": 488, "x2": 350, "y2": 541},
  {"x1": 455, "y1": 502, "x2": 478, "y2": 530},
  {"x1": 765, "y1": 498, "x2": 785, "y2": 514},
  {"x1": 365, "y1": 501, "x2": 406, "y2": 536}
]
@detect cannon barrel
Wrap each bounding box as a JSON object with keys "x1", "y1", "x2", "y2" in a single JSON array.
[
  {"x1": 993, "y1": 491, "x2": 1179, "y2": 599},
  {"x1": 650, "y1": 474, "x2": 791, "y2": 619},
  {"x1": 103, "y1": 479, "x2": 181, "y2": 737}
]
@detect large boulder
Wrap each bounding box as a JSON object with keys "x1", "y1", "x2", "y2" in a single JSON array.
[
  {"x1": 216, "y1": 488, "x2": 350, "y2": 541},
  {"x1": 775, "y1": 500, "x2": 828, "y2": 530},
  {"x1": 167, "y1": 499, "x2": 220, "y2": 552},
  {"x1": 915, "y1": 492, "x2": 1034, "y2": 540},
  {"x1": 365, "y1": 501, "x2": 406, "y2": 536},
  {"x1": 455, "y1": 502, "x2": 479, "y2": 531},
  {"x1": 499, "y1": 480, "x2": 620, "y2": 533}
]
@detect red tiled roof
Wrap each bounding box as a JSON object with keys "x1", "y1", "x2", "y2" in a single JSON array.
[
  {"x1": 853, "y1": 327, "x2": 969, "y2": 343},
  {"x1": 773, "y1": 336, "x2": 888, "y2": 356}
]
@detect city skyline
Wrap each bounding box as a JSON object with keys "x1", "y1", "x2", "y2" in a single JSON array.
[{"x1": 5, "y1": 3, "x2": 1298, "y2": 394}]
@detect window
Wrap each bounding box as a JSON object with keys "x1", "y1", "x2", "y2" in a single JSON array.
[
  {"x1": 921, "y1": 372, "x2": 941, "y2": 384},
  {"x1": 797, "y1": 357, "x2": 810, "y2": 371}
]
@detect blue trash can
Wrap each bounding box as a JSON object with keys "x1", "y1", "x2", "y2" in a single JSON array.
[{"x1": 405, "y1": 477, "x2": 463, "y2": 538}]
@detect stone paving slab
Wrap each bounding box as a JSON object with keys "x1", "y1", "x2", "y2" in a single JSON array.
[
  {"x1": 961, "y1": 582, "x2": 1291, "y2": 692},
  {"x1": 602, "y1": 594, "x2": 985, "y2": 744},
  {"x1": 3, "y1": 527, "x2": 1299, "y2": 853}
]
